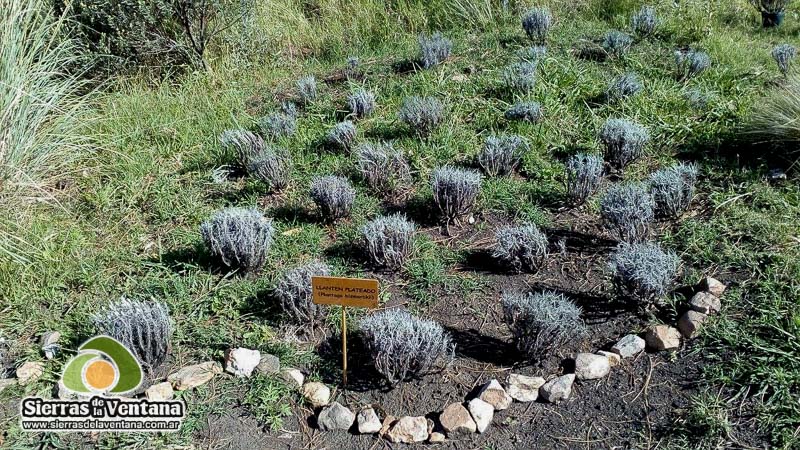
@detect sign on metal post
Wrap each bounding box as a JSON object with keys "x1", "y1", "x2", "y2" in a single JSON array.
[{"x1": 311, "y1": 276, "x2": 379, "y2": 386}]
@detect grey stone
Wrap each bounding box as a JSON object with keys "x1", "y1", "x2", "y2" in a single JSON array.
[
  {"x1": 539, "y1": 374, "x2": 575, "y2": 403},
  {"x1": 224, "y1": 348, "x2": 261, "y2": 378},
  {"x1": 700, "y1": 277, "x2": 726, "y2": 297},
  {"x1": 505, "y1": 374, "x2": 545, "y2": 402},
  {"x1": 40, "y1": 331, "x2": 61, "y2": 360},
  {"x1": 168, "y1": 361, "x2": 222, "y2": 390},
  {"x1": 317, "y1": 402, "x2": 355, "y2": 431},
  {"x1": 467, "y1": 398, "x2": 494, "y2": 433},
  {"x1": 16, "y1": 361, "x2": 45, "y2": 385},
  {"x1": 256, "y1": 353, "x2": 281, "y2": 374},
  {"x1": 145, "y1": 382, "x2": 174, "y2": 401},
  {"x1": 357, "y1": 408, "x2": 381, "y2": 434},
  {"x1": 574, "y1": 353, "x2": 610, "y2": 380},
  {"x1": 281, "y1": 368, "x2": 304, "y2": 388},
  {"x1": 689, "y1": 291, "x2": 721, "y2": 315},
  {"x1": 645, "y1": 325, "x2": 681, "y2": 351},
  {"x1": 439, "y1": 403, "x2": 476, "y2": 436},
  {"x1": 678, "y1": 310, "x2": 707, "y2": 339},
  {"x1": 386, "y1": 416, "x2": 428, "y2": 443},
  {"x1": 611, "y1": 334, "x2": 645, "y2": 358},
  {"x1": 477, "y1": 379, "x2": 512, "y2": 411},
  {"x1": 301, "y1": 381, "x2": 330, "y2": 408},
  {"x1": 428, "y1": 431, "x2": 446, "y2": 442},
  {"x1": 597, "y1": 350, "x2": 621, "y2": 367}
]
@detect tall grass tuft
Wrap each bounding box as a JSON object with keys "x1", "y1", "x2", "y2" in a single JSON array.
[
  {"x1": 1, "y1": 0, "x2": 92, "y2": 263},
  {"x1": 1, "y1": 0, "x2": 91, "y2": 199},
  {"x1": 746, "y1": 74, "x2": 800, "y2": 151}
]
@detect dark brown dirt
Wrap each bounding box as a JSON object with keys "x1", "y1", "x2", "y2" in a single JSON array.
[{"x1": 194, "y1": 208, "x2": 709, "y2": 449}]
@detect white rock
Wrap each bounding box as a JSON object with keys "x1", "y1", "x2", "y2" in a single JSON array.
[
  {"x1": 301, "y1": 381, "x2": 331, "y2": 408},
  {"x1": 428, "y1": 431, "x2": 446, "y2": 442},
  {"x1": 16, "y1": 361, "x2": 45, "y2": 385},
  {"x1": 539, "y1": 374, "x2": 575, "y2": 403},
  {"x1": 678, "y1": 310, "x2": 708, "y2": 339},
  {"x1": 689, "y1": 292, "x2": 721, "y2": 315},
  {"x1": 145, "y1": 382, "x2": 174, "y2": 401},
  {"x1": 256, "y1": 353, "x2": 280, "y2": 374},
  {"x1": 387, "y1": 416, "x2": 428, "y2": 443},
  {"x1": 611, "y1": 334, "x2": 645, "y2": 358},
  {"x1": 224, "y1": 348, "x2": 261, "y2": 378},
  {"x1": 700, "y1": 276, "x2": 726, "y2": 297},
  {"x1": 357, "y1": 408, "x2": 382, "y2": 434},
  {"x1": 317, "y1": 402, "x2": 355, "y2": 431},
  {"x1": 645, "y1": 325, "x2": 681, "y2": 351},
  {"x1": 477, "y1": 379, "x2": 512, "y2": 411},
  {"x1": 168, "y1": 361, "x2": 222, "y2": 390},
  {"x1": 467, "y1": 398, "x2": 494, "y2": 433},
  {"x1": 597, "y1": 350, "x2": 621, "y2": 367},
  {"x1": 505, "y1": 374, "x2": 545, "y2": 402},
  {"x1": 574, "y1": 353, "x2": 610, "y2": 380},
  {"x1": 439, "y1": 403, "x2": 476, "y2": 436},
  {"x1": 281, "y1": 368, "x2": 304, "y2": 388},
  {"x1": 40, "y1": 331, "x2": 61, "y2": 360}
]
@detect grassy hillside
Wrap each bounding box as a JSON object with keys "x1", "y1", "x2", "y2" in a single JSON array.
[{"x1": 1, "y1": 0, "x2": 799, "y2": 448}]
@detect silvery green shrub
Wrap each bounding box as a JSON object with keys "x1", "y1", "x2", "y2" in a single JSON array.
[
  {"x1": 649, "y1": 162, "x2": 699, "y2": 218},
  {"x1": 519, "y1": 45, "x2": 548, "y2": 65},
  {"x1": 505, "y1": 101, "x2": 543, "y2": 123},
  {"x1": 599, "y1": 118, "x2": 650, "y2": 168},
  {"x1": 258, "y1": 111, "x2": 296, "y2": 140},
  {"x1": 675, "y1": 50, "x2": 710, "y2": 80},
  {"x1": 684, "y1": 88, "x2": 711, "y2": 109},
  {"x1": 310, "y1": 175, "x2": 356, "y2": 221},
  {"x1": 606, "y1": 72, "x2": 642, "y2": 102},
  {"x1": 502, "y1": 291, "x2": 586, "y2": 360},
  {"x1": 602, "y1": 30, "x2": 632, "y2": 58},
  {"x1": 609, "y1": 242, "x2": 679, "y2": 304},
  {"x1": 359, "y1": 309, "x2": 453, "y2": 385},
  {"x1": 201, "y1": 208, "x2": 275, "y2": 273},
  {"x1": 522, "y1": 7, "x2": 552, "y2": 44},
  {"x1": 772, "y1": 43, "x2": 797, "y2": 75},
  {"x1": 493, "y1": 223, "x2": 548, "y2": 273},
  {"x1": 94, "y1": 299, "x2": 173, "y2": 374},
  {"x1": 348, "y1": 89, "x2": 376, "y2": 119},
  {"x1": 398, "y1": 96, "x2": 444, "y2": 135},
  {"x1": 477, "y1": 134, "x2": 528, "y2": 176},
  {"x1": 274, "y1": 262, "x2": 330, "y2": 328},
  {"x1": 345, "y1": 56, "x2": 361, "y2": 80},
  {"x1": 247, "y1": 145, "x2": 292, "y2": 192},
  {"x1": 325, "y1": 121, "x2": 357, "y2": 150},
  {"x1": 354, "y1": 141, "x2": 411, "y2": 194},
  {"x1": 504, "y1": 61, "x2": 537, "y2": 93},
  {"x1": 219, "y1": 129, "x2": 264, "y2": 165},
  {"x1": 418, "y1": 32, "x2": 452, "y2": 69},
  {"x1": 0, "y1": 338, "x2": 11, "y2": 378},
  {"x1": 565, "y1": 153, "x2": 604, "y2": 205},
  {"x1": 631, "y1": 5, "x2": 657, "y2": 37},
  {"x1": 600, "y1": 182, "x2": 655, "y2": 242},
  {"x1": 361, "y1": 213, "x2": 416, "y2": 270},
  {"x1": 297, "y1": 75, "x2": 317, "y2": 105},
  {"x1": 431, "y1": 166, "x2": 482, "y2": 223}
]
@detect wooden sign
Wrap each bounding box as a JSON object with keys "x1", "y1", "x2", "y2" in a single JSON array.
[
  {"x1": 311, "y1": 276, "x2": 379, "y2": 387},
  {"x1": 311, "y1": 276, "x2": 379, "y2": 309}
]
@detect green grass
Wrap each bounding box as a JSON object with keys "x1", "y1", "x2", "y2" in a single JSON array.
[{"x1": 1, "y1": 0, "x2": 799, "y2": 448}]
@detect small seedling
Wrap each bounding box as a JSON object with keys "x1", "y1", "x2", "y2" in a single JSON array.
[
  {"x1": 565, "y1": 153, "x2": 604, "y2": 205},
  {"x1": 606, "y1": 72, "x2": 642, "y2": 102},
  {"x1": 772, "y1": 44, "x2": 797, "y2": 75},
  {"x1": 505, "y1": 102, "x2": 543, "y2": 123},
  {"x1": 477, "y1": 135, "x2": 528, "y2": 176},
  {"x1": 609, "y1": 241, "x2": 680, "y2": 304},
  {"x1": 599, "y1": 118, "x2": 650, "y2": 169},
  {"x1": 200, "y1": 207, "x2": 275, "y2": 273},
  {"x1": 649, "y1": 162, "x2": 699, "y2": 218},
  {"x1": 522, "y1": 7, "x2": 552, "y2": 44},
  {"x1": 94, "y1": 299, "x2": 173, "y2": 375},
  {"x1": 359, "y1": 309, "x2": 453, "y2": 385},
  {"x1": 600, "y1": 182, "x2": 655, "y2": 242},
  {"x1": 675, "y1": 50, "x2": 710, "y2": 80},
  {"x1": 493, "y1": 223, "x2": 548, "y2": 273},
  {"x1": 297, "y1": 75, "x2": 317, "y2": 105},
  {"x1": 310, "y1": 175, "x2": 356, "y2": 221},
  {"x1": 502, "y1": 291, "x2": 585, "y2": 360},
  {"x1": 361, "y1": 213, "x2": 416, "y2": 270}
]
